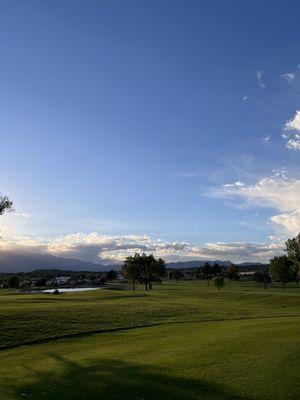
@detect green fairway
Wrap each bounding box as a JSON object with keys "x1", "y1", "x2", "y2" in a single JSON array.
[{"x1": 0, "y1": 281, "x2": 299, "y2": 399}]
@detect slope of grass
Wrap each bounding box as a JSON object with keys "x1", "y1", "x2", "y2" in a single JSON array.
[
  {"x1": 0, "y1": 280, "x2": 299, "y2": 348},
  {"x1": 0, "y1": 280, "x2": 299, "y2": 399},
  {"x1": 0, "y1": 317, "x2": 299, "y2": 400}
]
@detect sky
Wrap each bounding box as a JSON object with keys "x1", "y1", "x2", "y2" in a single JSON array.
[{"x1": 0, "y1": 0, "x2": 300, "y2": 264}]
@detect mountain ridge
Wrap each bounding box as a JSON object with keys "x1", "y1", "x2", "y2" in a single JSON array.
[
  {"x1": 0, "y1": 250, "x2": 108, "y2": 273},
  {"x1": 0, "y1": 250, "x2": 264, "y2": 273}
]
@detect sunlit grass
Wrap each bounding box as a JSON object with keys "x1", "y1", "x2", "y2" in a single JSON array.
[{"x1": 0, "y1": 280, "x2": 299, "y2": 399}]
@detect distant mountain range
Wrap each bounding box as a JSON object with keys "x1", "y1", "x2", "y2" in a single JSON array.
[
  {"x1": 0, "y1": 250, "x2": 263, "y2": 273},
  {"x1": 0, "y1": 250, "x2": 108, "y2": 273}
]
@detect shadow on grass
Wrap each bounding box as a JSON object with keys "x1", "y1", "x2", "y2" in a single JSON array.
[{"x1": 7, "y1": 354, "x2": 258, "y2": 400}]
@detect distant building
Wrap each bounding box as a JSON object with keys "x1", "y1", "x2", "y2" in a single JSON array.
[
  {"x1": 55, "y1": 276, "x2": 71, "y2": 285},
  {"x1": 239, "y1": 271, "x2": 255, "y2": 278}
]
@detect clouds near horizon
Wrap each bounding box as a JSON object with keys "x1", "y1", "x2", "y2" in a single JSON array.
[{"x1": 0, "y1": 231, "x2": 285, "y2": 265}]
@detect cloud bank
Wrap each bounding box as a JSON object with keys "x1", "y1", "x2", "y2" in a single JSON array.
[
  {"x1": 0, "y1": 232, "x2": 283, "y2": 264},
  {"x1": 283, "y1": 110, "x2": 300, "y2": 150},
  {"x1": 212, "y1": 175, "x2": 300, "y2": 236}
]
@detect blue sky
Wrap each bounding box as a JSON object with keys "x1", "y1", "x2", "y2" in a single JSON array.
[{"x1": 0, "y1": 0, "x2": 300, "y2": 263}]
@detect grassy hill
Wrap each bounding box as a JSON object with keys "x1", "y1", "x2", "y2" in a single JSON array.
[{"x1": 0, "y1": 280, "x2": 299, "y2": 399}]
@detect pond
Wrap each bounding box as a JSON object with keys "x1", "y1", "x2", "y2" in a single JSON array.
[{"x1": 41, "y1": 287, "x2": 102, "y2": 293}]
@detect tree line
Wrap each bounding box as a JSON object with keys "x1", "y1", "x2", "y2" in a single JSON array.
[
  {"x1": 168, "y1": 234, "x2": 300, "y2": 289},
  {"x1": 268, "y1": 233, "x2": 300, "y2": 288},
  {"x1": 169, "y1": 263, "x2": 238, "y2": 284}
]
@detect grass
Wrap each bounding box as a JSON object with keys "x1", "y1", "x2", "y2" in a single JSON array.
[{"x1": 0, "y1": 280, "x2": 299, "y2": 399}]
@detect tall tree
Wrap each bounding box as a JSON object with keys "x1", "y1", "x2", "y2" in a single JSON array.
[
  {"x1": 105, "y1": 270, "x2": 118, "y2": 282},
  {"x1": 138, "y1": 254, "x2": 166, "y2": 290},
  {"x1": 8, "y1": 275, "x2": 21, "y2": 288},
  {"x1": 285, "y1": 233, "x2": 300, "y2": 286},
  {"x1": 213, "y1": 276, "x2": 225, "y2": 291},
  {"x1": 169, "y1": 269, "x2": 184, "y2": 281},
  {"x1": 139, "y1": 253, "x2": 153, "y2": 290},
  {"x1": 122, "y1": 253, "x2": 166, "y2": 290},
  {"x1": 202, "y1": 263, "x2": 213, "y2": 285},
  {"x1": 211, "y1": 263, "x2": 222, "y2": 276},
  {"x1": 269, "y1": 255, "x2": 293, "y2": 288},
  {"x1": 122, "y1": 254, "x2": 141, "y2": 290},
  {"x1": 148, "y1": 257, "x2": 167, "y2": 289},
  {"x1": 226, "y1": 265, "x2": 240, "y2": 281},
  {"x1": 253, "y1": 271, "x2": 272, "y2": 289},
  {"x1": 0, "y1": 194, "x2": 13, "y2": 240}
]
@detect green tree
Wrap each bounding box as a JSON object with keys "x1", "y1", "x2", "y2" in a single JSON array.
[
  {"x1": 122, "y1": 253, "x2": 166, "y2": 291},
  {"x1": 139, "y1": 253, "x2": 153, "y2": 290},
  {"x1": 202, "y1": 263, "x2": 213, "y2": 285},
  {"x1": 37, "y1": 278, "x2": 48, "y2": 287},
  {"x1": 213, "y1": 275, "x2": 225, "y2": 290},
  {"x1": 253, "y1": 271, "x2": 271, "y2": 289},
  {"x1": 122, "y1": 254, "x2": 141, "y2": 290},
  {"x1": 211, "y1": 263, "x2": 222, "y2": 276},
  {"x1": 139, "y1": 254, "x2": 166, "y2": 290},
  {"x1": 269, "y1": 255, "x2": 293, "y2": 288},
  {"x1": 226, "y1": 265, "x2": 240, "y2": 281},
  {"x1": 169, "y1": 270, "x2": 184, "y2": 281},
  {"x1": 106, "y1": 270, "x2": 118, "y2": 282},
  {"x1": 148, "y1": 257, "x2": 167, "y2": 289},
  {"x1": 8, "y1": 275, "x2": 21, "y2": 288},
  {"x1": 285, "y1": 233, "x2": 300, "y2": 286},
  {"x1": 194, "y1": 268, "x2": 202, "y2": 280}
]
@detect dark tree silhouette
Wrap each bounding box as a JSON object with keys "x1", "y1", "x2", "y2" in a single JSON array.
[
  {"x1": 106, "y1": 270, "x2": 118, "y2": 282},
  {"x1": 226, "y1": 265, "x2": 240, "y2": 281},
  {"x1": 169, "y1": 270, "x2": 184, "y2": 281},
  {"x1": 202, "y1": 263, "x2": 213, "y2": 285},
  {"x1": 253, "y1": 271, "x2": 271, "y2": 288},
  {"x1": 147, "y1": 256, "x2": 167, "y2": 289},
  {"x1": 8, "y1": 275, "x2": 22, "y2": 288},
  {"x1": 0, "y1": 194, "x2": 13, "y2": 216},
  {"x1": 211, "y1": 263, "x2": 222, "y2": 276},
  {"x1": 213, "y1": 276, "x2": 225, "y2": 291},
  {"x1": 269, "y1": 255, "x2": 293, "y2": 288},
  {"x1": 122, "y1": 254, "x2": 141, "y2": 290}
]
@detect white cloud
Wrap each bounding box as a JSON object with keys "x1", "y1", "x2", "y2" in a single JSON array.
[
  {"x1": 188, "y1": 241, "x2": 283, "y2": 262},
  {"x1": 262, "y1": 135, "x2": 271, "y2": 144},
  {"x1": 284, "y1": 110, "x2": 300, "y2": 132},
  {"x1": 283, "y1": 110, "x2": 300, "y2": 150},
  {"x1": 286, "y1": 138, "x2": 300, "y2": 150},
  {"x1": 14, "y1": 212, "x2": 31, "y2": 219},
  {"x1": 213, "y1": 175, "x2": 300, "y2": 236},
  {"x1": 270, "y1": 212, "x2": 300, "y2": 235},
  {"x1": 281, "y1": 72, "x2": 296, "y2": 83},
  {"x1": 267, "y1": 234, "x2": 286, "y2": 242},
  {"x1": 0, "y1": 231, "x2": 285, "y2": 264},
  {"x1": 47, "y1": 233, "x2": 154, "y2": 263},
  {"x1": 222, "y1": 181, "x2": 245, "y2": 188},
  {"x1": 256, "y1": 70, "x2": 266, "y2": 88}
]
